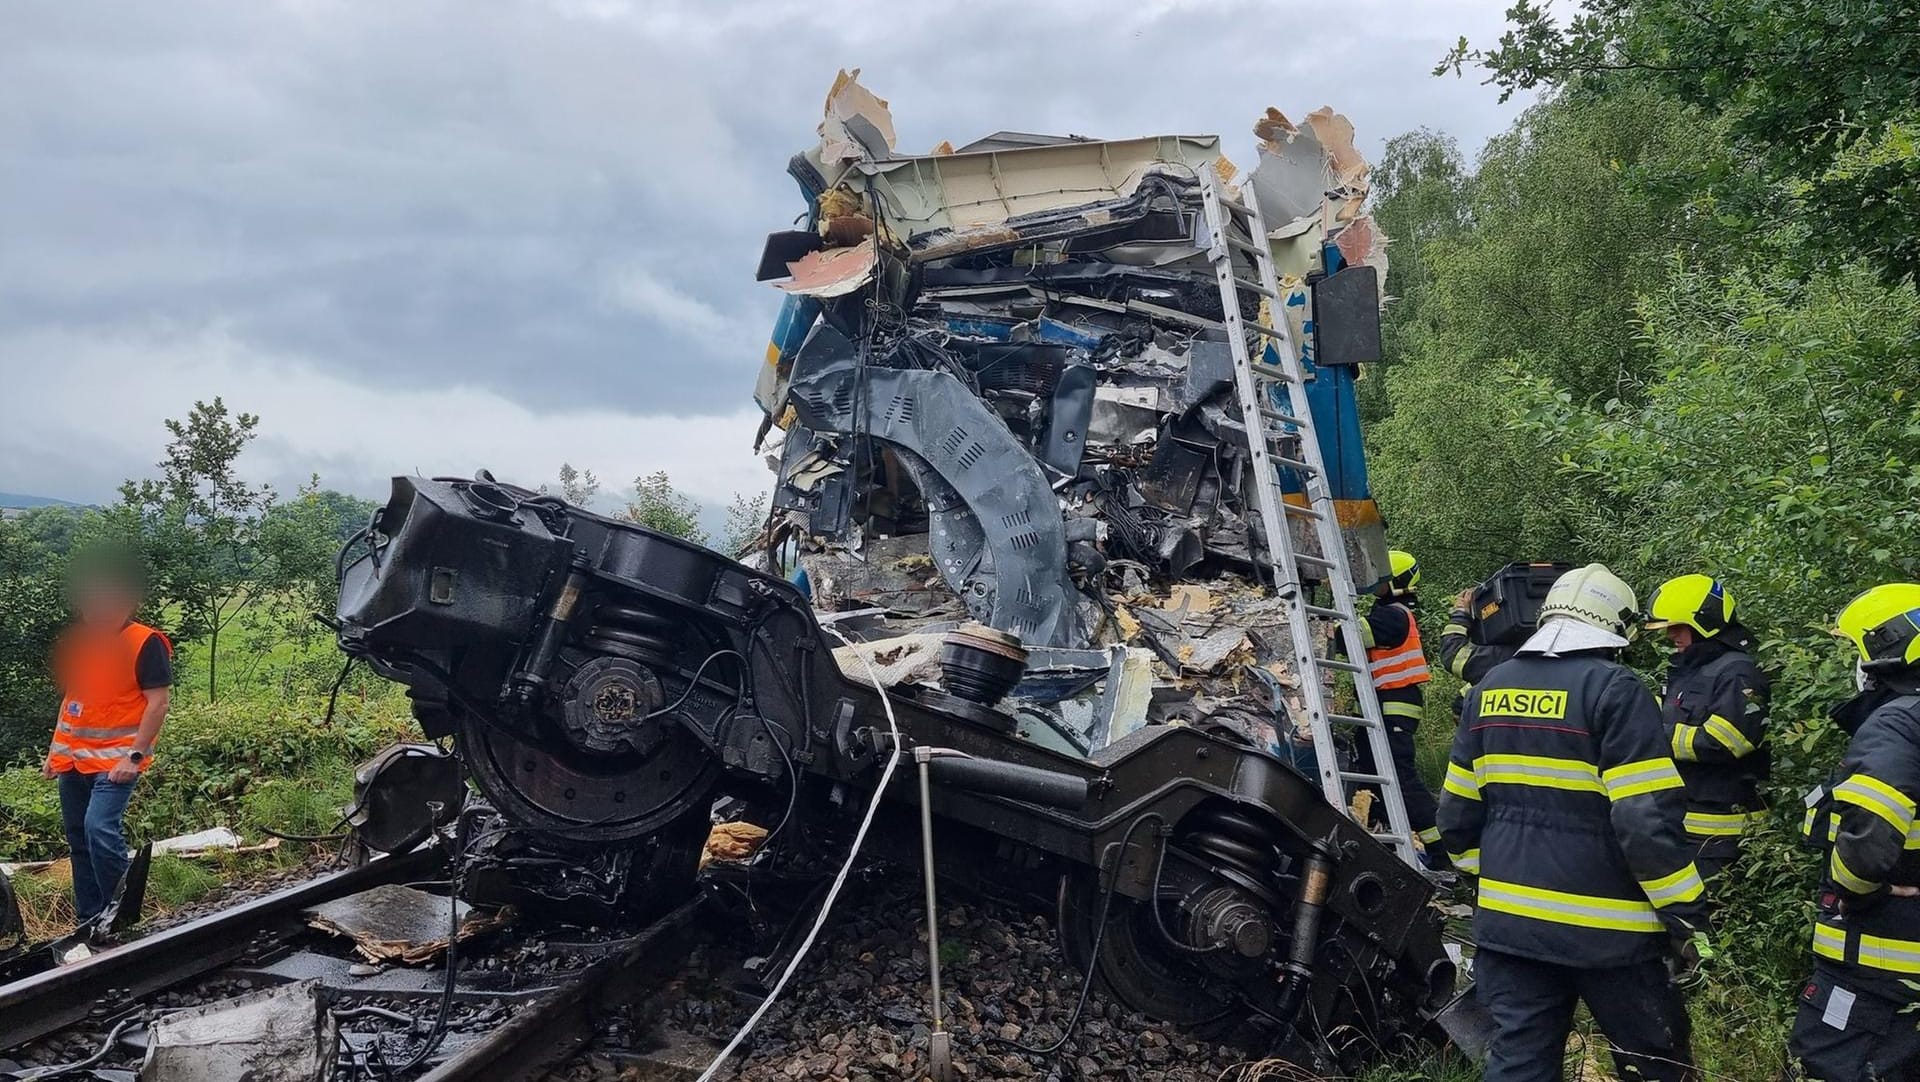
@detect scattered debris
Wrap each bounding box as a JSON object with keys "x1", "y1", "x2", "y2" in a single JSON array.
[
  {"x1": 140, "y1": 980, "x2": 335, "y2": 1082},
  {"x1": 151, "y1": 828, "x2": 241, "y2": 856},
  {"x1": 701, "y1": 822, "x2": 770, "y2": 869},
  {"x1": 750, "y1": 71, "x2": 1398, "y2": 758},
  {"x1": 304, "y1": 884, "x2": 507, "y2": 965}
]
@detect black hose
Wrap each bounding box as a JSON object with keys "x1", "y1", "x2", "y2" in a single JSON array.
[
  {"x1": 12, "y1": 1017, "x2": 137, "y2": 1080},
  {"x1": 1146, "y1": 822, "x2": 1224, "y2": 956},
  {"x1": 998, "y1": 813, "x2": 1159, "y2": 1058}
]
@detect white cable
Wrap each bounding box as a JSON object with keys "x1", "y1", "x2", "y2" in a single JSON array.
[{"x1": 694, "y1": 625, "x2": 905, "y2": 1082}]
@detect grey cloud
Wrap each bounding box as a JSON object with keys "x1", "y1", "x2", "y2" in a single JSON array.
[{"x1": 0, "y1": 0, "x2": 1523, "y2": 500}]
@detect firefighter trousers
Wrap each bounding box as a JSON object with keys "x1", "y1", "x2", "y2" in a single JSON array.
[
  {"x1": 1353, "y1": 713, "x2": 1439, "y2": 838},
  {"x1": 1478, "y1": 949, "x2": 1695, "y2": 1082},
  {"x1": 1790, "y1": 962, "x2": 1920, "y2": 1081}
]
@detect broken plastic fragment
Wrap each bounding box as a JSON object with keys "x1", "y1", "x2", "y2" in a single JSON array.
[
  {"x1": 818, "y1": 68, "x2": 896, "y2": 164},
  {"x1": 776, "y1": 239, "x2": 878, "y2": 298}
]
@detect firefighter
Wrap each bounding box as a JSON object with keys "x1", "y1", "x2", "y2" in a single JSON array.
[
  {"x1": 1644, "y1": 574, "x2": 1770, "y2": 884},
  {"x1": 1353, "y1": 550, "x2": 1443, "y2": 863},
  {"x1": 1789, "y1": 583, "x2": 1920, "y2": 1081},
  {"x1": 1438, "y1": 564, "x2": 1706, "y2": 1082},
  {"x1": 1438, "y1": 586, "x2": 1520, "y2": 718}
]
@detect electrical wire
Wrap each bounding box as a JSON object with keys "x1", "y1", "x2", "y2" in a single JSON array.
[
  {"x1": 1144, "y1": 817, "x2": 1222, "y2": 955},
  {"x1": 994, "y1": 811, "x2": 1159, "y2": 1058},
  {"x1": 645, "y1": 649, "x2": 746, "y2": 720},
  {"x1": 10, "y1": 1017, "x2": 137, "y2": 1079},
  {"x1": 322, "y1": 657, "x2": 355, "y2": 728},
  {"x1": 692, "y1": 624, "x2": 905, "y2": 1082}
]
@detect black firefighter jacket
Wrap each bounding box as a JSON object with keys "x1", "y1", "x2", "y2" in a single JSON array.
[
  {"x1": 1438, "y1": 651, "x2": 1709, "y2": 968},
  {"x1": 1661, "y1": 634, "x2": 1771, "y2": 842},
  {"x1": 1802, "y1": 678, "x2": 1920, "y2": 994}
]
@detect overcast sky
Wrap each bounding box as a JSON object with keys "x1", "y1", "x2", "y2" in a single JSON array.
[{"x1": 0, "y1": 0, "x2": 1526, "y2": 512}]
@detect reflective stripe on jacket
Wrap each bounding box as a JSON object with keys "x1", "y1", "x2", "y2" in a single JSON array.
[
  {"x1": 49, "y1": 621, "x2": 170, "y2": 774},
  {"x1": 1660, "y1": 638, "x2": 1770, "y2": 837},
  {"x1": 1366, "y1": 602, "x2": 1431, "y2": 691},
  {"x1": 1437, "y1": 609, "x2": 1516, "y2": 715},
  {"x1": 1437, "y1": 652, "x2": 1707, "y2": 967},
  {"x1": 1802, "y1": 689, "x2": 1920, "y2": 993}
]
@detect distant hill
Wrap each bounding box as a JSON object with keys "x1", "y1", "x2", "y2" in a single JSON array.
[{"x1": 0, "y1": 492, "x2": 79, "y2": 510}]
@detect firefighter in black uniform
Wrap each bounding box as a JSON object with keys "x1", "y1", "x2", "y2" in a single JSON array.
[
  {"x1": 1644, "y1": 574, "x2": 1771, "y2": 885},
  {"x1": 1438, "y1": 587, "x2": 1520, "y2": 718},
  {"x1": 1789, "y1": 582, "x2": 1920, "y2": 1081},
  {"x1": 1438, "y1": 564, "x2": 1706, "y2": 1082},
  {"x1": 1353, "y1": 550, "x2": 1444, "y2": 863}
]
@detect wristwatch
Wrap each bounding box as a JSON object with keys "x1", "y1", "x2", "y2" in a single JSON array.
[{"x1": 128, "y1": 750, "x2": 147, "y2": 765}]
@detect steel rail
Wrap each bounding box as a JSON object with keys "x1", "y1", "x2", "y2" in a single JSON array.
[
  {"x1": 417, "y1": 894, "x2": 704, "y2": 1081},
  {"x1": 0, "y1": 845, "x2": 446, "y2": 1050}
]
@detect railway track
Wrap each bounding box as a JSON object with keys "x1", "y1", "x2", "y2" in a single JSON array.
[{"x1": 0, "y1": 848, "x2": 709, "y2": 1081}]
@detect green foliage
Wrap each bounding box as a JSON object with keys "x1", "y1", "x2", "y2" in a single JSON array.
[
  {"x1": 0, "y1": 520, "x2": 70, "y2": 761},
  {"x1": 1443, "y1": 0, "x2": 1920, "y2": 283},
  {"x1": 117, "y1": 398, "x2": 276, "y2": 699},
  {"x1": 253, "y1": 479, "x2": 373, "y2": 667},
  {"x1": 556, "y1": 462, "x2": 601, "y2": 506},
  {"x1": 1365, "y1": 129, "x2": 1470, "y2": 424},
  {"x1": 7, "y1": 505, "x2": 94, "y2": 558},
  {"x1": 1513, "y1": 261, "x2": 1920, "y2": 633},
  {"x1": 1381, "y1": 19, "x2": 1920, "y2": 1070},
  {"x1": 0, "y1": 678, "x2": 416, "y2": 862},
  {"x1": 1368, "y1": 84, "x2": 1727, "y2": 589},
  {"x1": 621, "y1": 470, "x2": 707, "y2": 543},
  {"x1": 719, "y1": 491, "x2": 769, "y2": 556},
  {"x1": 144, "y1": 852, "x2": 223, "y2": 911}
]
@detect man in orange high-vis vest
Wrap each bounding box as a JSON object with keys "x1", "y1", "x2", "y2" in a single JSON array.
[
  {"x1": 1355, "y1": 550, "x2": 1443, "y2": 868},
  {"x1": 42, "y1": 556, "x2": 172, "y2": 927}
]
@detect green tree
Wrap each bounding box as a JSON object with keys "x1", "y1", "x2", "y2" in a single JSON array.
[
  {"x1": 557, "y1": 463, "x2": 601, "y2": 506},
  {"x1": 0, "y1": 519, "x2": 69, "y2": 761},
  {"x1": 1365, "y1": 128, "x2": 1471, "y2": 423},
  {"x1": 303, "y1": 489, "x2": 380, "y2": 544},
  {"x1": 719, "y1": 491, "x2": 769, "y2": 556},
  {"x1": 1366, "y1": 84, "x2": 1728, "y2": 588},
  {"x1": 253, "y1": 480, "x2": 376, "y2": 673},
  {"x1": 8, "y1": 505, "x2": 97, "y2": 559},
  {"x1": 119, "y1": 398, "x2": 276, "y2": 700},
  {"x1": 621, "y1": 471, "x2": 706, "y2": 543},
  {"x1": 1442, "y1": 0, "x2": 1920, "y2": 282}
]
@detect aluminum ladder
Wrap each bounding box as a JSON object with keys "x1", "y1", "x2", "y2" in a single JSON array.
[{"x1": 1196, "y1": 167, "x2": 1419, "y2": 867}]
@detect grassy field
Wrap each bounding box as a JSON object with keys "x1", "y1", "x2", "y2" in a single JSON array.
[{"x1": 0, "y1": 622, "x2": 418, "y2": 938}]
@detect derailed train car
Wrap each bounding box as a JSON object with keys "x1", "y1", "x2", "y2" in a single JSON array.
[{"x1": 334, "y1": 75, "x2": 1468, "y2": 1070}]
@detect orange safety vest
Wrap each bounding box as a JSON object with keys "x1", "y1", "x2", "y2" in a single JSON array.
[
  {"x1": 1367, "y1": 605, "x2": 1432, "y2": 691},
  {"x1": 49, "y1": 621, "x2": 170, "y2": 774}
]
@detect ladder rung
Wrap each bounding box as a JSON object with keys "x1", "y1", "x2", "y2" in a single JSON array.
[
  {"x1": 1251, "y1": 362, "x2": 1300, "y2": 384},
  {"x1": 1315, "y1": 657, "x2": 1364, "y2": 674},
  {"x1": 1342, "y1": 772, "x2": 1392, "y2": 786},
  {"x1": 1295, "y1": 553, "x2": 1337, "y2": 569},
  {"x1": 1282, "y1": 503, "x2": 1324, "y2": 521},
  {"x1": 1223, "y1": 234, "x2": 1263, "y2": 256},
  {"x1": 1301, "y1": 603, "x2": 1346, "y2": 620},
  {"x1": 1247, "y1": 320, "x2": 1287, "y2": 338},
  {"x1": 1231, "y1": 276, "x2": 1279, "y2": 299},
  {"x1": 1327, "y1": 713, "x2": 1381, "y2": 728},
  {"x1": 1271, "y1": 455, "x2": 1316, "y2": 474},
  {"x1": 1215, "y1": 196, "x2": 1256, "y2": 219},
  {"x1": 1257, "y1": 405, "x2": 1304, "y2": 426}
]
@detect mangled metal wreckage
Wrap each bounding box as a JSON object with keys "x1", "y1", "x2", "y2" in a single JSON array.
[{"x1": 334, "y1": 74, "x2": 1457, "y2": 1068}]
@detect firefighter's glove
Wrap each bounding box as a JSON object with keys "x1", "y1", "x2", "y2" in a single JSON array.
[{"x1": 1665, "y1": 929, "x2": 1712, "y2": 985}]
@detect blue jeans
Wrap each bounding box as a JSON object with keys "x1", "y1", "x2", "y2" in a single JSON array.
[{"x1": 56, "y1": 770, "x2": 136, "y2": 923}]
